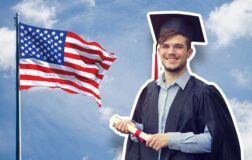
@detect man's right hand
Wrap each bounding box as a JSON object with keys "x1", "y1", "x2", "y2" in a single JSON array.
[{"x1": 112, "y1": 119, "x2": 136, "y2": 134}]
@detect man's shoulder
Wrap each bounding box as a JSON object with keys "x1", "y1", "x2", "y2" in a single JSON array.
[
  {"x1": 190, "y1": 76, "x2": 221, "y2": 96},
  {"x1": 138, "y1": 79, "x2": 159, "y2": 96},
  {"x1": 143, "y1": 79, "x2": 160, "y2": 90}
]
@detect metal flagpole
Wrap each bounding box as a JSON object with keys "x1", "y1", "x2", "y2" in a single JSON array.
[{"x1": 14, "y1": 12, "x2": 21, "y2": 160}]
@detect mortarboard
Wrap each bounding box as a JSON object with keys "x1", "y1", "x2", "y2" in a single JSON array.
[
  {"x1": 146, "y1": 11, "x2": 207, "y2": 80},
  {"x1": 148, "y1": 12, "x2": 206, "y2": 43}
]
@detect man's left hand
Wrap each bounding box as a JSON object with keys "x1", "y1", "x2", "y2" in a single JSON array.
[{"x1": 146, "y1": 133, "x2": 169, "y2": 151}]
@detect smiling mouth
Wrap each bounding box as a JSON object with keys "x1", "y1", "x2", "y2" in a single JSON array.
[{"x1": 165, "y1": 58, "x2": 178, "y2": 62}]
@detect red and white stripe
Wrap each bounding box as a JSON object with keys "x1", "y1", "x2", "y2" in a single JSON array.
[{"x1": 20, "y1": 32, "x2": 117, "y2": 107}]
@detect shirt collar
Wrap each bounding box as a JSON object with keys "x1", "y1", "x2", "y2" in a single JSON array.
[{"x1": 156, "y1": 70, "x2": 191, "y2": 90}]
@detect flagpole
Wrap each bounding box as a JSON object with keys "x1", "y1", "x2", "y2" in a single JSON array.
[{"x1": 14, "y1": 12, "x2": 21, "y2": 160}]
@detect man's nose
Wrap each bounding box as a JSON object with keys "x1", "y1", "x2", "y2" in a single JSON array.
[{"x1": 167, "y1": 47, "x2": 176, "y2": 55}]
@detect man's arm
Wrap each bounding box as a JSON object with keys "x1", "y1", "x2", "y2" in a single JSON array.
[
  {"x1": 146, "y1": 126, "x2": 212, "y2": 153},
  {"x1": 113, "y1": 119, "x2": 212, "y2": 153}
]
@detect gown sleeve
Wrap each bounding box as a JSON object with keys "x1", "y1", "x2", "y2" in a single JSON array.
[
  {"x1": 198, "y1": 85, "x2": 241, "y2": 160},
  {"x1": 124, "y1": 85, "x2": 148, "y2": 160}
]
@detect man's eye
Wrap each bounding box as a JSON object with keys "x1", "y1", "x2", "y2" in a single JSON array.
[
  {"x1": 162, "y1": 45, "x2": 169, "y2": 49},
  {"x1": 175, "y1": 45, "x2": 183, "y2": 49}
]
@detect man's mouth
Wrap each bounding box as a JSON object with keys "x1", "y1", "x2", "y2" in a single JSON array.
[{"x1": 165, "y1": 57, "x2": 178, "y2": 63}]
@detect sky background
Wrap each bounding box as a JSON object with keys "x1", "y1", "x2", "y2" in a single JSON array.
[{"x1": 0, "y1": 0, "x2": 252, "y2": 159}]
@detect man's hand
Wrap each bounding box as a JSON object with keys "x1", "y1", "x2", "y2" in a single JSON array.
[
  {"x1": 146, "y1": 133, "x2": 169, "y2": 151},
  {"x1": 112, "y1": 119, "x2": 136, "y2": 134}
]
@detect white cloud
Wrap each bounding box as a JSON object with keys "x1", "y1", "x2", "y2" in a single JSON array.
[
  {"x1": 229, "y1": 98, "x2": 252, "y2": 159},
  {"x1": 102, "y1": 75, "x2": 115, "y2": 84},
  {"x1": 114, "y1": 148, "x2": 122, "y2": 160},
  {"x1": 109, "y1": 147, "x2": 123, "y2": 160},
  {"x1": 99, "y1": 106, "x2": 114, "y2": 121},
  {"x1": 206, "y1": 0, "x2": 252, "y2": 47},
  {"x1": 0, "y1": 27, "x2": 15, "y2": 71},
  {"x1": 12, "y1": 0, "x2": 57, "y2": 28},
  {"x1": 82, "y1": 155, "x2": 89, "y2": 160},
  {"x1": 79, "y1": 0, "x2": 96, "y2": 7},
  {"x1": 230, "y1": 68, "x2": 251, "y2": 88}
]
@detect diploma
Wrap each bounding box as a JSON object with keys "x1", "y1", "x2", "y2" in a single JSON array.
[{"x1": 111, "y1": 115, "x2": 150, "y2": 142}]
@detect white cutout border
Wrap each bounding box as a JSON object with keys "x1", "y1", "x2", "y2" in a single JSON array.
[{"x1": 109, "y1": 10, "x2": 244, "y2": 160}]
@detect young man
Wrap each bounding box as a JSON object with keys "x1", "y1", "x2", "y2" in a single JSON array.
[{"x1": 113, "y1": 12, "x2": 241, "y2": 160}]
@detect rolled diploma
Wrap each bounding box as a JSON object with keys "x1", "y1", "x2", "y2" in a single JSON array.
[{"x1": 112, "y1": 116, "x2": 150, "y2": 141}]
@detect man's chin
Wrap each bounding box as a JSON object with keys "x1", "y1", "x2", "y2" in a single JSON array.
[
  {"x1": 165, "y1": 67, "x2": 181, "y2": 73},
  {"x1": 164, "y1": 65, "x2": 185, "y2": 73}
]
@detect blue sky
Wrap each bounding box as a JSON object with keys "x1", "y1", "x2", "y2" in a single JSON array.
[{"x1": 0, "y1": 0, "x2": 252, "y2": 159}]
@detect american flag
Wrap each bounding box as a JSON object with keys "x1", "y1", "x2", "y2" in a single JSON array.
[{"x1": 19, "y1": 23, "x2": 117, "y2": 107}]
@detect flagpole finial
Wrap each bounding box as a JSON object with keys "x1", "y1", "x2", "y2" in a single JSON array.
[
  {"x1": 14, "y1": 12, "x2": 19, "y2": 19},
  {"x1": 14, "y1": 13, "x2": 20, "y2": 27}
]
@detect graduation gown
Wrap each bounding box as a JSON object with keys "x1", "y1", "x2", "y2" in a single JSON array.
[{"x1": 125, "y1": 76, "x2": 241, "y2": 160}]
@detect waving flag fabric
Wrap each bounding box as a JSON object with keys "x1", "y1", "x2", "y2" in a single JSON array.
[{"x1": 19, "y1": 23, "x2": 117, "y2": 106}]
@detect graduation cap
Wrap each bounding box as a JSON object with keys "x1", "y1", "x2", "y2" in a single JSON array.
[
  {"x1": 148, "y1": 12, "x2": 206, "y2": 43},
  {"x1": 147, "y1": 11, "x2": 207, "y2": 79}
]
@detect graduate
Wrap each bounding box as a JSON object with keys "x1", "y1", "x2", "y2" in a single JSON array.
[{"x1": 112, "y1": 11, "x2": 241, "y2": 160}]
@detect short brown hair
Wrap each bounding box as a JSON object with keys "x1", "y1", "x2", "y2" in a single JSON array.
[{"x1": 158, "y1": 29, "x2": 191, "y2": 49}]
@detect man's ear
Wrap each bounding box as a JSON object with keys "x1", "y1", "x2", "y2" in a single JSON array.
[
  {"x1": 188, "y1": 48, "x2": 193, "y2": 58},
  {"x1": 157, "y1": 44, "x2": 160, "y2": 55}
]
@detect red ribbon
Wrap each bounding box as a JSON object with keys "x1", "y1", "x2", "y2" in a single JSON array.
[
  {"x1": 133, "y1": 129, "x2": 145, "y2": 142},
  {"x1": 154, "y1": 52, "x2": 158, "y2": 80}
]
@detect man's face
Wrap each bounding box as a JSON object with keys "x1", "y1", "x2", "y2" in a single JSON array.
[{"x1": 158, "y1": 34, "x2": 192, "y2": 73}]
